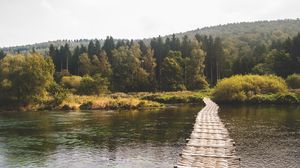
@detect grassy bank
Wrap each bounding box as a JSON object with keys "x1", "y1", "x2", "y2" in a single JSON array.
[
  {"x1": 54, "y1": 94, "x2": 163, "y2": 111},
  {"x1": 212, "y1": 92, "x2": 300, "y2": 105},
  {"x1": 141, "y1": 90, "x2": 212, "y2": 104},
  {"x1": 42, "y1": 90, "x2": 213, "y2": 111},
  {"x1": 3, "y1": 88, "x2": 300, "y2": 112},
  {"x1": 0, "y1": 91, "x2": 212, "y2": 111}
]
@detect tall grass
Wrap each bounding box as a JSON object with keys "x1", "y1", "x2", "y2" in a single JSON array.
[
  {"x1": 142, "y1": 90, "x2": 212, "y2": 104},
  {"x1": 60, "y1": 94, "x2": 163, "y2": 110}
]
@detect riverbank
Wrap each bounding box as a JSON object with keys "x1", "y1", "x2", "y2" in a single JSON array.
[
  {"x1": 53, "y1": 90, "x2": 210, "y2": 111},
  {"x1": 1, "y1": 89, "x2": 300, "y2": 112},
  {"x1": 139, "y1": 90, "x2": 211, "y2": 104},
  {"x1": 213, "y1": 91, "x2": 300, "y2": 105},
  {"x1": 0, "y1": 91, "x2": 209, "y2": 111},
  {"x1": 58, "y1": 94, "x2": 163, "y2": 110}
]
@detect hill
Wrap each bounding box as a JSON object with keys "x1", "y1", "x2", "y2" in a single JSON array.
[{"x1": 1, "y1": 19, "x2": 300, "y2": 54}]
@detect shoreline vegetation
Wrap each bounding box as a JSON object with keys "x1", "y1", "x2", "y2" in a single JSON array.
[
  {"x1": 212, "y1": 74, "x2": 300, "y2": 105},
  {"x1": 1, "y1": 24, "x2": 300, "y2": 111},
  {"x1": 1, "y1": 87, "x2": 300, "y2": 112}
]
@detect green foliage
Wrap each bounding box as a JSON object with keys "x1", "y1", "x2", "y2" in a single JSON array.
[
  {"x1": 61, "y1": 75, "x2": 82, "y2": 91},
  {"x1": 251, "y1": 63, "x2": 273, "y2": 75},
  {"x1": 4, "y1": 20, "x2": 300, "y2": 95},
  {"x1": 248, "y1": 93, "x2": 299, "y2": 104},
  {"x1": 48, "y1": 82, "x2": 67, "y2": 105},
  {"x1": 161, "y1": 51, "x2": 185, "y2": 91},
  {"x1": 62, "y1": 94, "x2": 162, "y2": 110},
  {"x1": 142, "y1": 90, "x2": 212, "y2": 104},
  {"x1": 185, "y1": 40, "x2": 208, "y2": 90},
  {"x1": 269, "y1": 49, "x2": 293, "y2": 77},
  {"x1": 97, "y1": 51, "x2": 112, "y2": 79},
  {"x1": 77, "y1": 74, "x2": 109, "y2": 95},
  {"x1": 0, "y1": 53, "x2": 54, "y2": 105},
  {"x1": 286, "y1": 74, "x2": 300, "y2": 89},
  {"x1": 195, "y1": 35, "x2": 228, "y2": 85},
  {"x1": 188, "y1": 75, "x2": 209, "y2": 90},
  {"x1": 275, "y1": 93, "x2": 299, "y2": 104},
  {"x1": 111, "y1": 45, "x2": 150, "y2": 92},
  {"x1": 213, "y1": 75, "x2": 288, "y2": 102},
  {"x1": 102, "y1": 36, "x2": 115, "y2": 61},
  {"x1": 290, "y1": 89, "x2": 300, "y2": 100},
  {"x1": 0, "y1": 49, "x2": 5, "y2": 60},
  {"x1": 143, "y1": 48, "x2": 157, "y2": 90},
  {"x1": 78, "y1": 53, "x2": 91, "y2": 75}
]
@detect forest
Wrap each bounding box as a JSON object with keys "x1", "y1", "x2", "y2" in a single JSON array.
[{"x1": 1, "y1": 20, "x2": 300, "y2": 109}]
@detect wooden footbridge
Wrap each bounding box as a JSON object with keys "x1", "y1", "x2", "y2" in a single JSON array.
[{"x1": 175, "y1": 98, "x2": 240, "y2": 168}]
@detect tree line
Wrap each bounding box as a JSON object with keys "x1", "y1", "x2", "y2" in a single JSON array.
[
  {"x1": 1, "y1": 32, "x2": 300, "y2": 103},
  {"x1": 47, "y1": 35, "x2": 209, "y2": 92},
  {"x1": 231, "y1": 33, "x2": 300, "y2": 78}
]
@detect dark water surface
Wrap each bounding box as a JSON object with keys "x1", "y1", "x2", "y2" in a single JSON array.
[
  {"x1": 219, "y1": 105, "x2": 300, "y2": 168},
  {"x1": 0, "y1": 105, "x2": 299, "y2": 168},
  {"x1": 0, "y1": 105, "x2": 201, "y2": 168}
]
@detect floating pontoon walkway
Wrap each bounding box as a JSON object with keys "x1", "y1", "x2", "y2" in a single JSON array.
[{"x1": 175, "y1": 98, "x2": 240, "y2": 168}]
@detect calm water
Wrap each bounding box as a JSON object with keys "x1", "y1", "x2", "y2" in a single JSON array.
[
  {"x1": 0, "y1": 105, "x2": 201, "y2": 168},
  {"x1": 0, "y1": 105, "x2": 299, "y2": 168},
  {"x1": 219, "y1": 105, "x2": 300, "y2": 168}
]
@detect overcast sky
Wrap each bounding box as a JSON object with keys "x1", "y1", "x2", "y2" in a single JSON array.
[{"x1": 0, "y1": 0, "x2": 300, "y2": 47}]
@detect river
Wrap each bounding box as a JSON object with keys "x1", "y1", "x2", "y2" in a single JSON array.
[{"x1": 0, "y1": 105, "x2": 299, "y2": 168}]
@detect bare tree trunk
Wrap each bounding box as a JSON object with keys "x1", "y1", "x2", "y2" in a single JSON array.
[
  {"x1": 66, "y1": 56, "x2": 69, "y2": 72},
  {"x1": 216, "y1": 62, "x2": 219, "y2": 81},
  {"x1": 210, "y1": 62, "x2": 213, "y2": 85},
  {"x1": 60, "y1": 59, "x2": 63, "y2": 72}
]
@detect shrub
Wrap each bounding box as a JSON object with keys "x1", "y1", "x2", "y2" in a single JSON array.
[
  {"x1": 187, "y1": 75, "x2": 209, "y2": 90},
  {"x1": 213, "y1": 75, "x2": 288, "y2": 102},
  {"x1": 248, "y1": 93, "x2": 298, "y2": 104},
  {"x1": 79, "y1": 101, "x2": 93, "y2": 110},
  {"x1": 77, "y1": 74, "x2": 109, "y2": 95},
  {"x1": 142, "y1": 91, "x2": 210, "y2": 104},
  {"x1": 286, "y1": 74, "x2": 300, "y2": 89},
  {"x1": 290, "y1": 89, "x2": 300, "y2": 100},
  {"x1": 275, "y1": 93, "x2": 299, "y2": 104},
  {"x1": 61, "y1": 76, "x2": 82, "y2": 91},
  {"x1": 48, "y1": 83, "x2": 67, "y2": 105}
]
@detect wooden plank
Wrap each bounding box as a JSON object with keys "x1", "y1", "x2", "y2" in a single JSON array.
[
  {"x1": 180, "y1": 153, "x2": 240, "y2": 159},
  {"x1": 175, "y1": 98, "x2": 240, "y2": 168}
]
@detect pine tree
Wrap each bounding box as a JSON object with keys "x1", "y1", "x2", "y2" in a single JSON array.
[
  {"x1": 213, "y1": 37, "x2": 224, "y2": 83},
  {"x1": 181, "y1": 35, "x2": 191, "y2": 58},
  {"x1": 70, "y1": 46, "x2": 81, "y2": 75},
  {"x1": 88, "y1": 41, "x2": 96, "y2": 57},
  {"x1": 150, "y1": 36, "x2": 165, "y2": 87},
  {"x1": 138, "y1": 40, "x2": 148, "y2": 56},
  {"x1": 95, "y1": 40, "x2": 101, "y2": 55},
  {"x1": 80, "y1": 45, "x2": 87, "y2": 54},
  {"x1": 63, "y1": 43, "x2": 71, "y2": 72},
  {"x1": 170, "y1": 34, "x2": 181, "y2": 51},
  {"x1": 49, "y1": 44, "x2": 60, "y2": 72},
  {"x1": 102, "y1": 36, "x2": 115, "y2": 62},
  {"x1": 0, "y1": 49, "x2": 5, "y2": 60}
]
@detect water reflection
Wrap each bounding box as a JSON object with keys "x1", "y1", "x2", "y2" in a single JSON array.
[
  {"x1": 1, "y1": 105, "x2": 299, "y2": 168},
  {"x1": 0, "y1": 105, "x2": 201, "y2": 168},
  {"x1": 219, "y1": 105, "x2": 300, "y2": 168}
]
